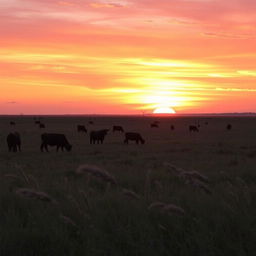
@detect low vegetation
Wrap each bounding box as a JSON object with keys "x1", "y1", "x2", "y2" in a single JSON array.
[{"x1": 0, "y1": 116, "x2": 255, "y2": 256}]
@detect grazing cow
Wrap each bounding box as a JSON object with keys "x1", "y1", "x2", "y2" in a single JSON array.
[
  {"x1": 39, "y1": 123, "x2": 45, "y2": 129},
  {"x1": 151, "y1": 123, "x2": 159, "y2": 128},
  {"x1": 90, "y1": 129, "x2": 109, "y2": 144},
  {"x1": 227, "y1": 124, "x2": 232, "y2": 131},
  {"x1": 88, "y1": 121, "x2": 94, "y2": 125},
  {"x1": 41, "y1": 133, "x2": 72, "y2": 152},
  {"x1": 35, "y1": 120, "x2": 41, "y2": 125},
  {"x1": 189, "y1": 125, "x2": 199, "y2": 132},
  {"x1": 7, "y1": 132, "x2": 21, "y2": 152},
  {"x1": 124, "y1": 132, "x2": 145, "y2": 144},
  {"x1": 113, "y1": 125, "x2": 124, "y2": 132},
  {"x1": 10, "y1": 121, "x2": 16, "y2": 126},
  {"x1": 170, "y1": 125, "x2": 175, "y2": 130},
  {"x1": 77, "y1": 125, "x2": 87, "y2": 133}
]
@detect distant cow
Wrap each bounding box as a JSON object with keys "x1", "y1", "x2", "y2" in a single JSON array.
[
  {"x1": 226, "y1": 124, "x2": 232, "y2": 131},
  {"x1": 39, "y1": 123, "x2": 45, "y2": 129},
  {"x1": 170, "y1": 125, "x2": 175, "y2": 130},
  {"x1": 189, "y1": 125, "x2": 199, "y2": 132},
  {"x1": 88, "y1": 121, "x2": 94, "y2": 125},
  {"x1": 77, "y1": 125, "x2": 87, "y2": 133},
  {"x1": 7, "y1": 132, "x2": 21, "y2": 152},
  {"x1": 90, "y1": 129, "x2": 109, "y2": 144},
  {"x1": 10, "y1": 121, "x2": 16, "y2": 126},
  {"x1": 124, "y1": 132, "x2": 145, "y2": 144},
  {"x1": 151, "y1": 123, "x2": 159, "y2": 128},
  {"x1": 113, "y1": 125, "x2": 124, "y2": 132},
  {"x1": 35, "y1": 121, "x2": 41, "y2": 125},
  {"x1": 41, "y1": 133, "x2": 72, "y2": 152}
]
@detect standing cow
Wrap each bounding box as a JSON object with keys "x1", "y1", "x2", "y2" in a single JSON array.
[
  {"x1": 124, "y1": 132, "x2": 145, "y2": 144},
  {"x1": 90, "y1": 129, "x2": 109, "y2": 144},
  {"x1": 7, "y1": 132, "x2": 21, "y2": 152},
  {"x1": 77, "y1": 125, "x2": 87, "y2": 133},
  {"x1": 113, "y1": 125, "x2": 124, "y2": 133},
  {"x1": 41, "y1": 133, "x2": 72, "y2": 152},
  {"x1": 189, "y1": 125, "x2": 199, "y2": 132}
]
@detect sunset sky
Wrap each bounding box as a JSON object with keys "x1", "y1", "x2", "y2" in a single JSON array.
[{"x1": 1, "y1": 0, "x2": 256, "y2": 114}]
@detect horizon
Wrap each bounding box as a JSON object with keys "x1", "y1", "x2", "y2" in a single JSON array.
[{"x1": 1, "y1": 0, "x2": 256, "y2": 114}]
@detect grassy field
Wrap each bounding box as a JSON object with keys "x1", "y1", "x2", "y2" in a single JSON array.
[{"x1": 0, "y1": 115, "x2": 256, "y2": 256}]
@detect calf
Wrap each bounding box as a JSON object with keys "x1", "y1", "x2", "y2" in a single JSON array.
[
  {"x1": 189, "y1": 125, "x2": 199, "y2": 132},
  {"x1": 77, "y1": 125, "x2": 87, "y2": 133},
  {"x1": 124, "y1": 132, "x2": 145, "y2": 144},
  {"x1": 90, "y1": 129, "x2": 109, "y2": 144},
  {"x1": 113, "y1": 125, "x2": 124, "y2": 133},
  {"x1": 7, "y1": 132, "x2": 21, "y2": 152},
  {"x1": 41, "y1": 133, "x2": 72, "y2": 152}
]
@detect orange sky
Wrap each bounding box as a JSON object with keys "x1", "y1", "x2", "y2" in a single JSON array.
[{"x1": 1, "y1": 0, "x2": 256, "y2": 114}]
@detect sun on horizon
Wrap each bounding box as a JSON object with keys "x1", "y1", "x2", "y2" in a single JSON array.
[{"x1": 153, "y1": 107, "x2": 176, "y2": 114}]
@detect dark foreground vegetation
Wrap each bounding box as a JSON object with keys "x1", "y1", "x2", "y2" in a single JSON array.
[{"x1": 0, "y1": 115, "x2": 256, "y2": 256}]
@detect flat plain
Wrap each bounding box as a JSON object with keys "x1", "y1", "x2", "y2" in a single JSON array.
[{"x1": 0, "y1": 115, "x2": 256, "y2": 256}]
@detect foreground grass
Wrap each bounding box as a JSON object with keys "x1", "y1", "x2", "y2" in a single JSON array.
[{"x1": 0, "y1": 116, "x2": 256, "y2": 255}]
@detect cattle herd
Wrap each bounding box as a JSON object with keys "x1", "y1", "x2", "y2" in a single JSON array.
[{"x1": 5, "y1": 119, "x2": 233, "y2": 152}]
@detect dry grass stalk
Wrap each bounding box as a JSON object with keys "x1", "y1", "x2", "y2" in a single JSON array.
[
  {"x1": 163, "y1": 204, "x2": 185, "y2": 216},
  {"x1": 122, "y1": 189, "x2": 140, "y2": 200},
  {"x1": 60, "y1": 215, "x2": 78, "y2": 228},
  {"x1": 16, "y1": 188, "x2": 56, "y2": 203},
  {"x1": 76, "y1": 164, "x2": 117, "y2": 185}
]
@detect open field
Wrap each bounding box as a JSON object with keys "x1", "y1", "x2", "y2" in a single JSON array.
[{"x1": 0, "y1": 115, "x2": 256, "y2": 256}]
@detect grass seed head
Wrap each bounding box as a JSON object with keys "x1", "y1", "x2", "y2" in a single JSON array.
[
  {"x1": 148, "y1": 202, "x2": 166, "y2": 210},
  {"x1": 122, "y1": 189, "x2": 140, "y2": 200},
  {"x1": 163, "y1": 204, "x2": 185, "y2": 216},
  {"x1": 76, "y1": 164, "x2": 117, "y2": 185},
  {"x1": 16, "y1": 188, "x2": 57, "y2": 203}
]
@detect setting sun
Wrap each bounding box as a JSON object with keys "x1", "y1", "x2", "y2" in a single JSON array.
[{"x1": 153, "y1": 107, "x2": 176, "y2": 114}]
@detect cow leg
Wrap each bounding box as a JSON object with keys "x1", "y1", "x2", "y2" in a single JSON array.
[
  {"x1": 136, "y1": 140, "x2": 138, "y2": 144},
  {"x1": 56, "y1": 145, "x2": 60, "y2": 152}
]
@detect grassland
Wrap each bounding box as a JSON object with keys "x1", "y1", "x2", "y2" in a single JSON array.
[{"x1": 0, "y1": 115, "x2": 256, "y2": 256}]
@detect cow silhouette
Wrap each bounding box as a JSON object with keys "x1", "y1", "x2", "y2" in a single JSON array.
[
  {"x1": 170, "y1": 125, "x2": 175, "y2": 130},
  {"x1": 189, "y1": 125, "x2": 199, "y2": 132},
  {"x1": 39, "y1": 123, "x2": 45, "y2": 129},
  {"x1": 10, "y1": 121, "x2": 16, "y2": 126},
  {"x1": 151, "y1": 123, "x2": 159, "y2": 128},
  {"x1": 113, "y1": 125, "x2": 124, "y2": 132},
  {"x1": 90, "y1": 129, "x2": 109, "y2": 144},
  {"x1": 124, "y1": 132, "x2": 145, "y2": 144},
  {"x1": 77, "y1": 125, "x2": 87, "y2": 133},
  {"x1": 41, "y1": 133, "x2": 72, "y2": 152},
  {"x1": 226, "y1": 124, "x2": 232, "y2": 131},
  {"x1": 7, "y1": 132, "x2": 21, "y2": 152}
]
